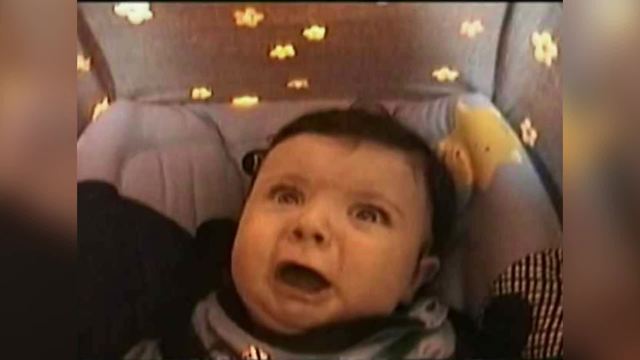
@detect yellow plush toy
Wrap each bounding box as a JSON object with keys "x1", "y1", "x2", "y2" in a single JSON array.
[{"x1": 437, "y1": 100, "x2": 524, "y2": 192}]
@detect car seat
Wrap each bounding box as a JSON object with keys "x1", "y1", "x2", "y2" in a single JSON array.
[{"x1": 78, "y1": 3, "x2": 562, "y2": 358}]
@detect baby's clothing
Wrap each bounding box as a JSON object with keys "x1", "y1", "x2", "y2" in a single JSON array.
[{"x1": 126, "y1": 283, "x2": 456, "y2": 359}]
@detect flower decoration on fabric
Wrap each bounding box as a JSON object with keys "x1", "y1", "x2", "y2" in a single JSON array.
[
  {"x1": 460, "y1": 19, "x2": 485, "y2": 38},
  {"x1": 520, "y1": 118, "x2": 539, "y2": 147},
  {"x1": 302, "y1": 25, "x2": 327, "y2": 41},
  {"x1": 77, "y1": 54, "x2": 91, "y2": 74},
  {"x1": 234, "y1": 7, "x2": 265, "y2": 28},
  {"x1": 437, "y1": 101, "x2": 524, "y2": 191},
  {"x1": 531, "y1": 30, "x2": 559, "y2": 67},
  {"x1": 91, "y1": 97, "x2": 110, "y2": 122},
  {"x1": 190, "y1": 86, "x2": 213, "y2": 101},
  {"x1": 241, "y1": 345, "x2": 270, "y2": 360},
  {"x1": 269, "y1": 44, "x2": 296, "y2": 60},
  {"x1": 232, "y1": 95, "x2": 260, "y2": 108},
  {"x1": 432, "y1": 66, "x2": 460, "y2": 83},
  {"x1": 113, "y1": 2, "x2": 154, "y2": 25},
  {"x1": 287, "y1": 78, "x2": 309, "y2": 90}
]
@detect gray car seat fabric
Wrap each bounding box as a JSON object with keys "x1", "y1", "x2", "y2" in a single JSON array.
[
  {"x1": 493, "y1": 2, "x2": 562, "y2": 196},
  {"x1": 77, "y1": 3, "x2": 562, "y2": 202},
  {"x1": 77, "y1": 101, "x2": 245, "y2": 234},
  {"x1": 78, "y1": 3, "x2": 506, "y2": 102}
]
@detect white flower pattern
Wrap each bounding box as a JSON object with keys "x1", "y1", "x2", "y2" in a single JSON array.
[{"x1": 114, "y1": 3, "x2": 153, "y2": 25}]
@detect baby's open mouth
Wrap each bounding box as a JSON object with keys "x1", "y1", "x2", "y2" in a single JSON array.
[{"x1": 276, "y1": 262, "x2": 331, "y2": 293}]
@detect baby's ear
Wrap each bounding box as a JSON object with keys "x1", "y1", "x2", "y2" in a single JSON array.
[{"x1": 401, "y1": 255, "x2": 440, "y2": 304}]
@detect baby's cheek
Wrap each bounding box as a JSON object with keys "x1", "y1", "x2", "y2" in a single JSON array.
[
  {"x1": 232, "y1": 222, "x2": 274, "y2": 280},
  {"x1": 342, "y1": 244, "x2": 411, "y2": 311},
  {"x1": 236, "y1": 226, "x2": 272, "y2": 261}
]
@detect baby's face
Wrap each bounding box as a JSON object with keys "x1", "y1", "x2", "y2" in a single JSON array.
[{"x1": 231, "y1": 134, "x2": 438, "y2": 334}]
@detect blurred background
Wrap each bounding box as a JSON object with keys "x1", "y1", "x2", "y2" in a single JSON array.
[
  {"x1": 0, "y1": 0, "x2": 76, "y2": 238},
  {"x1": 0, "y1": 0, "x2": 74, "y2": 359},
  {"x1": 564, "y1": 0, "x2": 640, "y2": 359}
]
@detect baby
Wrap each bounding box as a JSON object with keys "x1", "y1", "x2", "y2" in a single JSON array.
[{"x1": 126, "y1": 107, "x2": 460, "y2": 359}]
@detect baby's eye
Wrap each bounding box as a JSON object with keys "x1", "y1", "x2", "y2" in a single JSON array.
[
  {"x1": 352, "y1": 205, "x2": 390, "y2": 225},
  {"x1": 277, "y1": 192, "x2": 301, "y2": 205},
  {"x1": 270, "y1": 185, "x2": 303, "y2": 205}
]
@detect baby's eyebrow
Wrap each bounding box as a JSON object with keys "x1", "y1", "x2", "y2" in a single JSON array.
[
  {"x1": 262, "y1": 173, "x2": 309, "y2": 186},
  {"x1": 351, "y1": 190, "x2": 405, "y2": 219}
]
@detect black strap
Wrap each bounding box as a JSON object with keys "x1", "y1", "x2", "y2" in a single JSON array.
[{"x1": 375, "y1": 329, "x2": 432, "y2": 359}]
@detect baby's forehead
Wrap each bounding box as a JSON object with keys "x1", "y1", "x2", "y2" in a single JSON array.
[
  {"x1": 308, "y1": 137, "x2": 427, "y2": 180},
  {"x1": 267, "y1": 134, "x2": 428, "y2": 183},
  {"x1": 277, "y1": 132, "x2": 420, "y2": 159},
  {"x1": 261, "y1": 134, "x2": 428, "y2": 201}
]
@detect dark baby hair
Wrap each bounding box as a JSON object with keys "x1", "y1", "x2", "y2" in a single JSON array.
[{"x1": 253, "y1": 107, "x2": 457, "y2": 257}]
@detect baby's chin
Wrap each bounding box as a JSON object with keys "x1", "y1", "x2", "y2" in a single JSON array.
[{"x1": 246, "y1": 285, "x2": 344, "y2": 335}]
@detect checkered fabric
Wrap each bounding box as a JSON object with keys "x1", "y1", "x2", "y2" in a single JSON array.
[{"x1": 492, "y1": 248, "x2": 563, "y2": 359}]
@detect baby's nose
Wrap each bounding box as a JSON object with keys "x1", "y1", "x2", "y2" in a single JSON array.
[
  {"x1": 292, "y1": 227, "x2": 327, "y2": 246},
  {"x1": 289, "y1": 200, "x2": 335, "y2": 248}
]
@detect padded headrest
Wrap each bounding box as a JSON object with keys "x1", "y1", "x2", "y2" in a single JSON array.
[
  {"x1": 77, "y1": 93, "x2": 560, "y2": 316},
  {"x1": 77, "y1": 101, "x2": 247, "y2": 232}
]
